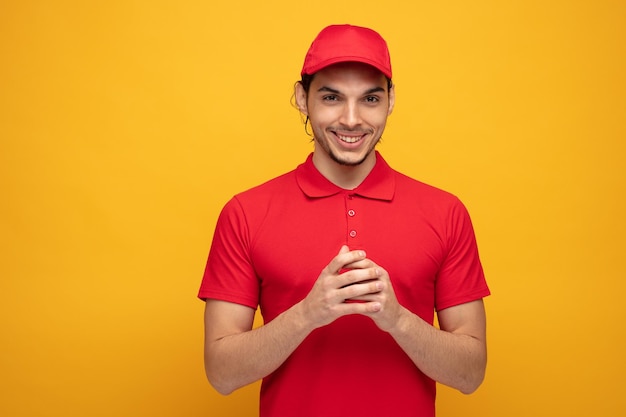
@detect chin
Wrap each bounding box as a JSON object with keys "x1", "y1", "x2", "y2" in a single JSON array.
[
  {"x1": 329, "y1": 146, "x2": 377, "y2": 167},
  {"x1": 330, "y1": 153, "x2": 369, "y2": 166}
]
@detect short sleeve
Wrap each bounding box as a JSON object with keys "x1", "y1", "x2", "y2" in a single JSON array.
[
  {"x1": 435, "y1": 198, "x2": 490, "y2": 311},
  {"x1": 197, "y1": 197, "x2": 260, "y2": 309}
]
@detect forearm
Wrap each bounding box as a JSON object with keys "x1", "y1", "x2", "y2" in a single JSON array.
[
  {"x1": 205, "y1": 302, "x2": 312, "y2": 395},
  {"x1": 204, "y1": 247, "x2": 382, "y2": 395},
  {"x1": 388, "y1": 307, "x2": 487, "y2": 394}
]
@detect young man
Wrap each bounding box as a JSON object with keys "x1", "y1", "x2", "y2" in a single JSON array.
[{"x1": 199, "y1": 24, "x2": 490, "y2": 417}]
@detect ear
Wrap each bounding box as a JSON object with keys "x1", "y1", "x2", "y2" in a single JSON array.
[
  {"x1": 295, "y1": 82, "x2": 308, "y2": 115},
  {"x1": 387, "y1": 84, "x2": 395, "y2": 116}
]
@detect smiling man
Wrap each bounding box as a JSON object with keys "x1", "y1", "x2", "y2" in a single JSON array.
[{"x1": 198, "y1": 24, "x2": 490, "y2": 417}]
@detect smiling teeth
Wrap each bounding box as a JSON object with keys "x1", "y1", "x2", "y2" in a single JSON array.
[{"x1": 338, "y1": 135, "x2": 360, "y2": 143}]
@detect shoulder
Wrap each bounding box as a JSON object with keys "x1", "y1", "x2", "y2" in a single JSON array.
[
  {"x1": 232, "y1": 169, "x2": 298, "y2": 204},
  {"x1": 213, "y1": 168, "x2": 299, "y2": 237},
  {"x1": 386, "y1": 167, "x2": 475, "y2": 235},
  {"x1": 393, "y1": 169, "x2": 462, "y2": 206},
  {"x1": 217, "y1": 168, "x2": 301, "y2": 228}
]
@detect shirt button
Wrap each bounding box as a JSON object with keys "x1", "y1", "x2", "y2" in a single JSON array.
[
  {"x1": 349, "y1": 230, "x2": 357, "y2": 238},
  {"x1": 348, "y1": 209, "x2": 355, "y2": 217}
]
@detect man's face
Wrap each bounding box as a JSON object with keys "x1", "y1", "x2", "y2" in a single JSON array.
[{"x1": 296, "y1": 62, "x2": 395, "y2": 168}]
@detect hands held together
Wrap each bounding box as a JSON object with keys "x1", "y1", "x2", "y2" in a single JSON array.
[{"x1": 299, "y1": 245, "x2": 404, "y2": 332}]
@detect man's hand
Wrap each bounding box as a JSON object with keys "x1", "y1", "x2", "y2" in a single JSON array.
[
  {"x1": 297, "y1": 245, "x2": 386, "y2": 329},
  {"x1": 352, "y1": 259, "x2": 406, "y2": 332}
]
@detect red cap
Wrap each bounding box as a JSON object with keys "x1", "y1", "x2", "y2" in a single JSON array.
[{"x1": 301, "y1": 24, "x2": 392, "y2": 79}]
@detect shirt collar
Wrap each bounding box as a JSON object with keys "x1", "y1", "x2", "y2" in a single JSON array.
[{"x1": 295, "y1": 151, "x2": 396, "y2": 201}]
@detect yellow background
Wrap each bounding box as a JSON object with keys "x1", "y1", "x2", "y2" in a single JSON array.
[{"x1": 1, "y1": 1, "x2": 625, "y2": 416}]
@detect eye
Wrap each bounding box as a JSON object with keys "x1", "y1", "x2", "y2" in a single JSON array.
[
  {"x1": 322, "y1": 95, "x2": 339, "y2": 101},
  {"x1": 364, "y1": 96, "x2": 380, "y2": 103}
]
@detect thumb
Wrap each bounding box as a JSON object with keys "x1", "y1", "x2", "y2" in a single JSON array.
[{"x1": 338, "y1": 245, "x2": 350, "y2": 255}]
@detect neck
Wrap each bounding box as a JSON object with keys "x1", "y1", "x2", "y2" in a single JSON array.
[{"x1": 312, "y1": 150, "x2": 377, "y2": 190}]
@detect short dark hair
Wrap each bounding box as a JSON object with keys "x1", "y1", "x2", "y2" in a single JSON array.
[{"x1": 299, "y1": 73, "x2": 393, "y2": 94}]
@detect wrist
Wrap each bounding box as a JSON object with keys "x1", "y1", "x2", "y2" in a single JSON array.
[
  {"x1": 288, "y1": 300, "x2": 318, "y2": 334},
  {"x1": 386, "y1": 305, "x2": 419, "y2": 336}
]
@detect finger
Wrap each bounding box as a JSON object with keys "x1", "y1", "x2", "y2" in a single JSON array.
[
  {"x1": 342, "y1": 257, "x2": 374, "y2": 271},
  {"x1": 336, "y1": 300, "x2": 382, "y2": 314},
  {"x1": 339, "y1": 265, "x2": 381, "y2": 288},
  {"x1": 339, "y1": 278, "x2": 383, "y2": 300},
  {"x1": 328, "y1": 247, "x2": 367, "y2": 274}
]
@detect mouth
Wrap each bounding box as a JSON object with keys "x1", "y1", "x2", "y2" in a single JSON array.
[{"x1": 334, "y1": 132, "x2": 366, "y2": 144}]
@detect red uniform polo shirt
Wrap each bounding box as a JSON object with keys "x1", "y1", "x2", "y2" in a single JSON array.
[{"x1": 199, "y1": 151, "x2": 490, "y2": 417}]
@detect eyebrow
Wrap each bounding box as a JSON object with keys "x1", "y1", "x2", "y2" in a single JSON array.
[{"x1": 317, "y1": 86, "x2": 386, "y2": 95}]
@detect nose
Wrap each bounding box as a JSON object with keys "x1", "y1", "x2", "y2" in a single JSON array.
[{"x1": 339, "y1": 101, "x2": 361, "y2": 128}]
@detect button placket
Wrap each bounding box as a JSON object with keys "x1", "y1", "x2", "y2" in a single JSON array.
[{"x1": 345, "y1": 194, "x2": 361, "y2": 245}]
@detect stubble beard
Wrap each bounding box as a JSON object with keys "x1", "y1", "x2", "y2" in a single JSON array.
[{"x1": 314, "y1": 131, "x2": 381, "y2": 167}]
